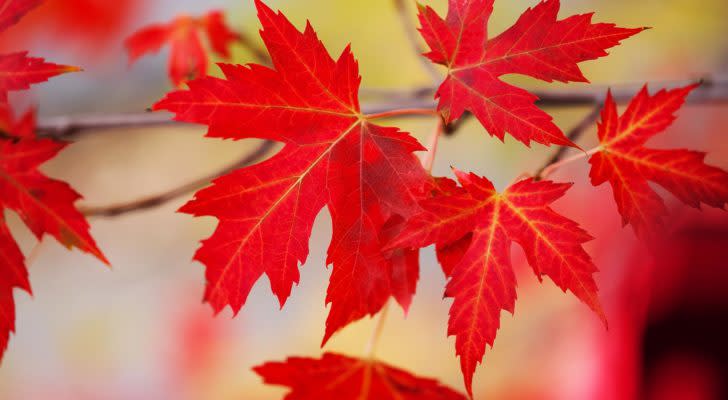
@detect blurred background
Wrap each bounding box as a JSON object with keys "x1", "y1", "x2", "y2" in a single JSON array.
[{"x1": 1, "y1": 0, "x2": 727, "y2": 399}]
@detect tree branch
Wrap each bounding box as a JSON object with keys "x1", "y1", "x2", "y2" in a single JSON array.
[
  {"x1": 392, "y1": 0, "x2": 441, "y2": 83},
  {"x1": 80, "y1": 140, "x2": 276, "y2": 217},
  {"x1": 38, "y1": 78, "x2": 728, "y2": 140},
  {"x1": 236, "y1": 32, "x2": 271, "y2": 65}
]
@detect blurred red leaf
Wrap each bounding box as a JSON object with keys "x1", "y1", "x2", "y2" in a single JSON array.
[
  {"x1": 255, "y1": 353, "x2": 466, "y2": 400},
  {"x1": 0, "y1": 0, "x2": 78, "y2": 97},
  {"x1": 126, "y1": 10, "x2": 238, "y2": 87},
  {"x1": 0, "y1": 0, "x2": 141, "y2": 53}
]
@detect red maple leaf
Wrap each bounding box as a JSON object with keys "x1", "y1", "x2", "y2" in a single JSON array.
[
  {"x1": 0, "y1": 0, "x2": 79, "y2": 97},
  {"x1": 590, "y1": 84, "x2": 728, "y2": 241},
  {"x1": 254, "y1": 352, "x2": 467, "y2": 400},
  {"x1": 389, "y1": 170, "x2": 604, "y2": 396},
  {"x1": 0, "y1": 104, "x2": 107, "y2": 361},
  {"x1": 154, "y1": 0, "x2": 429, "y2": 344},
  {"x1": 125, "y1": 10, "x2": 239, "y2": 87},
  {"x1": 417, "y1": 0, "x2": 643, "y2": 147}
]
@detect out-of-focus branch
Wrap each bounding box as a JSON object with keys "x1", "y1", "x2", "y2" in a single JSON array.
[
  {"x1": 236, "y1": 32, "x2": 271, "y2": 65},
  {"x1": 80, "y1": 140, "x2": 276, "y2": 217},
  {"x1": 392, "y1": 0, "x2": 441, "y2": 83},
  {"x1": 37, "y1": 112, "x2": 174, "y2": 140},
  {"x1": 38, "y1": 78, "x2": 728, "y2": 140}
]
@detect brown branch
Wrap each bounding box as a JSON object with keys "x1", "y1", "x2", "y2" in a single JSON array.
[
  {"x1": 38, "y1": 78, "x2": 728, "y2": 140},
  {"x1": 80, "y1": 140, "x2": 276, "y2": 217},
  {"x1": 392, "y1": 0, "x2": 441, "y2": 83}
]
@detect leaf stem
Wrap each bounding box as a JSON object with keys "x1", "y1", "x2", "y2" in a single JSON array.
[
  {"x1": 422, "y1": 120, "x2": 443, "y2": 172},
  {"x1": 25, "y1": 239, "x2": 44, "y2": 268},
  {"x1": 364, "y1": 300, "x2": 391, "y2": 359},
  {"x1": 365, "y1": 108, "x2": 438, "y2": 120},
  {"x1": 538, "y1": 146, "x2": 602, "y2": 179},
  {"x1": 392, "y1": 0, "x2": 441, "y2": 83}
]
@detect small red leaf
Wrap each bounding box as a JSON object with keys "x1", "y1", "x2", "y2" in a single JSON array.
[
  {"x1": 418, "y1": 0, "x2": 643, "y2": 147},
  {"x1": 125, "y1": 10, "x2": 239, "y2": 87},
  {"x1": 590, "y1": 84, "x2": 728, "y2": 240}
]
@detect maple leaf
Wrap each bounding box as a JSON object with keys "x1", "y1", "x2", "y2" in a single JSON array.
[
  {"x1": 0, "y1": 103, "x2": 107, "y2": 362},
  {"x1": 417, "y1": 0, "x2": 644, "y2": 147},
  {"x1": 389, "y1": 170, "x2": 603, "y2": 396},
  {"x1": 254, "y1": 352, "x2": 467, "y2": 400},
  {"x1": 154, "y1": 0, "x2": 429, "y2": 344},
  {"x1": 0, "y1": 0, "x2": 80, "y2": 98},
  {"x1": 125, "y1": 10, "x2": 240, "y2": 87},
  {"x1": 0, "y1": 51, "x2": 80, "y2": 95},
  {"x1": 590, "y1": 84, "x2": 728, "y2": 241}
]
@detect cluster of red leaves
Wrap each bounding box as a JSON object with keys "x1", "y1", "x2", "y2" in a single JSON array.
[
  {"x1": 126, "y1": 10, "x2": 239, "y2": 87},
  {"x1": 154, "y1": 0, "x2": 728, "y2": 398},
  {"x1": 0, "y1": 0, "x2": 104, "y2": 362}
]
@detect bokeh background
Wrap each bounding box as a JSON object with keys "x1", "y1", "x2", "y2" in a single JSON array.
[{"x1": 1, "y1": 0, "x2": 727, "y2": 399}]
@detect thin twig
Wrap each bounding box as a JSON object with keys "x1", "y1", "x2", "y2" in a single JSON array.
[
  {"x1": 24, "y1": 239, "x2": 45, "y2": 267},
  {"x1": 236, "y1": 32, "x2": 271, "y2": 65},
  {"x1": 392, "y1": 0, "x2": 441, "y2": 83},
  {"x1": 364, "y1": 301, "x2": 391, "y2": 359},
  {"x1": 80, "y1": 140, "x2": 276, "y2": 217},
  {"x1": 37, "y1": 78, "x2": 728, "y2": 140},
  {"x1": 534, "y1": 104, "x2": 603, "y2": 179}
]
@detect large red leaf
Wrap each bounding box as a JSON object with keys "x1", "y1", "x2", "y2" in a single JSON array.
[
  {"x1": 0, "y1": 104, "x2": 107, "y2": 362},
  {"x1": 390, "y1": 170, "x2": 603, "y2": 396},
  {"x1": 154, "y1": 0, "x2": 429, "y2": 344},
  {"x1": 417, "y1": 0, "x2": 643, "y2": 147},
  {"x1": 590, "y1": 84, "x2": 728, "y2": 241},
  {"x1": 254, "y1": 352, "x2": 466, "y2": 400},
  {"x1": 126, "y1": 10, "x2": 239, "y2": 87}
]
